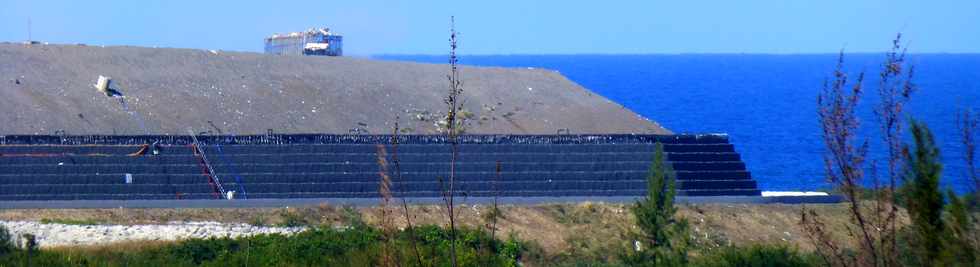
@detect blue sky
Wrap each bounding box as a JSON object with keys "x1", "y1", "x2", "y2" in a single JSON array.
[{"x1": 1, "y1": 0, "x2": 978, "y2": 55}]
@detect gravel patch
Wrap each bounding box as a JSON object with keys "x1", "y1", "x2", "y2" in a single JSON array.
[{"x1": 0, "y1": 220, "x2": 306, "y2": 248}]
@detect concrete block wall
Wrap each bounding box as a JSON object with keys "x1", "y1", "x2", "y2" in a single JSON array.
[{"x1": 0, "y1": 134, "x2": 761, "y2": 200}]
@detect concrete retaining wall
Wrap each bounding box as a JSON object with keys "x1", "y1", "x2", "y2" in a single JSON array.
[{"x1": 0, "y1": 134, "x2": 761, "y2": 200}]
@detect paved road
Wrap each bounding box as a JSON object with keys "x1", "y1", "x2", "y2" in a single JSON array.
[{"x1": 0, "y1": 195, "x2": 841, "y2": 209}]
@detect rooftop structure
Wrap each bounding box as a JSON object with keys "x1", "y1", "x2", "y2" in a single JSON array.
[{"x1": 264, "y1": 27, "x2": 343, "y2": 56}]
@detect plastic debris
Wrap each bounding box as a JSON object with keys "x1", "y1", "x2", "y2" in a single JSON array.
[{"x1": 93, "y1": 75, "x2": 122, "y2": 97}]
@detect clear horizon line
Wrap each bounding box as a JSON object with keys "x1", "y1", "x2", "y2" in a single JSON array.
[
  {"x1": 368, "y1": 52, "x2": 980, "y2": 57},
  {"x1": 5, "y1": 41, "x2": 977, "y2": 57}
]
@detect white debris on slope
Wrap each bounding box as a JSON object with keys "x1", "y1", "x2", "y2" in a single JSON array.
[
  {"x1": 0, "y1": 221, "x2": 306, "y2": 248},
  {"x1": 761, "y1": 191, "x2": 830, "y2": 197}
]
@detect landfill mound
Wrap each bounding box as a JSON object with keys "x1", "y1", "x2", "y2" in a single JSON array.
[{"x1": 0, "y1": 43, "x2": 667, "y2": 135}]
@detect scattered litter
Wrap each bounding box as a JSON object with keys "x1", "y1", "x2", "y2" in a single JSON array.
[
  {"x1": 92, "y1": 75, "x2": 149, "y2": 134},
  {"x1": 527, "y1": 87, "x2": 533, "y2": 91},
  {"x1": 93, "y1": 75, "x2": 121, "y2": 97},
  {"x1": 761, "y1": 191, "x2": 829, "y2": 197}
]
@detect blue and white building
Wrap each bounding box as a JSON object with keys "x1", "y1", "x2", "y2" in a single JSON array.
[{"x1": 264, "y1": 28, "x2": 343, "y2": 56}]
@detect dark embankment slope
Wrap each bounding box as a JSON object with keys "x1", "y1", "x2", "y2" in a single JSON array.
[{"x1": 0, "y1": 43, "x2": 667, "y2": 135}]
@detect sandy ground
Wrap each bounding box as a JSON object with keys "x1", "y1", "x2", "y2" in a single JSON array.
[
  {"x1": 0, "y1": 43, "x2": 667, "y2": 135},
  {"x1": 0, "y1": 202, "x2": 875, "y2": 254}
]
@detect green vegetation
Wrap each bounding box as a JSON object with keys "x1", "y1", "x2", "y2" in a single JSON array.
[
  {"x1": 691, "y1": 245, "x2": 822, "y2": 267},
  {"x1": 608, "y1": 143, "x2": 818, "y2": 267},
  {"x1": 276, "y1": 209, "x2": 309, "y2": 227},
  {"x1": 624, "y1": 142, "x2": 690, "y2": 267},
  {"x1": 0, "y1": 226, "x2": 12, "y2": 256},
  {"x1": 39, "y1": 218, "x2": 102, "y2": 226},
  {"x1": 806, "y1": 118, "x2": 980, "y2": 267},
  {"x1": 893, "y1": 121, "x2": 980, "y2": 267},
  {"x1": 941, "y1": 189, "x2": 978, "y2": 266},
  {"x1": 0, "y1": 222, "x2": 824, "y2": 267},
  {"x1": 0, "y1": 224, "x2": 526, "y2": 267},
  {"x1": 0, "y1": 143, "x2": 825, "y2": 267},
  {"x1": 901, "y1": 120, "x2": 946, "y2": 266}
]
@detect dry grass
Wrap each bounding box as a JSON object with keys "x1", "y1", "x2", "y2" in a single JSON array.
[
  {"x1": 0, "y1": 204, "x2": 356, "y2": 227},
  {"x1": 0, "y1": 202, "x2": 890, "y2": 257},
  {"x1": 681, "y1": 203, "x2": 909, "y2": 253}
]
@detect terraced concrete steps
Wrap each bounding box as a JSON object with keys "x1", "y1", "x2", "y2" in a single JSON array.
[
  {"x1": 0, "y1": 152, "x2": 742, "y2": 165},
  {"x1": 0, "y1": 144, "x2": 738, "y2": 154},
  {"x1": 0, "y1": 162, "x2": 749, "y2": 175},
  {"x1": 0, "y1": 134, "x2": 762, "y2": 200}
]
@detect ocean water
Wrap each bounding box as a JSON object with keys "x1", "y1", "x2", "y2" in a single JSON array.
[{"x1": 376, "y1": 54, "x2": 980, "y2": 192}]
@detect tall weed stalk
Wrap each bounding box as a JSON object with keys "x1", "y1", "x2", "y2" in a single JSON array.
[
  {"x1": 870, "y1": 33, "x2": 915, "y2": 266},
  {"x1": 441, "y1": 16, "x2": 464, "y2": 267},
  {"x1": 375, "y1": 145, "x2": 399, "y2": 267},
  {"x1": 805, "y1": 51, "x2": 873, "y2": 267},
  {"x1": 391, "y1": 119, "x2": 425, "y2": 266}
]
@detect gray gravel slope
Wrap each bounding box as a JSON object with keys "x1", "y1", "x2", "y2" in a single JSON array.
[{"x1": 0, "y1": 43, "x2": 668, "y2": 135}]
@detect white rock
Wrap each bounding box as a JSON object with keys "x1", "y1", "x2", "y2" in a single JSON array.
[{"x1": 0, "y1": 221, "x2": 306, "y2": 248}]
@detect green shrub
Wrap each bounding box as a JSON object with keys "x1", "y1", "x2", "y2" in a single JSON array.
[
  {"x1": 902, "y1": 120, "x2": 946, "y2": 266},
  {"x1": 626, "y1": 142, "x2": 690, "y2": 266},
  {"x1": 341, "y1": 205, "x2": 367, "y2": 227},
  {"x1": 165, "y1": 237, "x2": 242, "y2": 264},
  {"x1": 39, "y1": 218, "x2": 101, "y2": 225},
  {"x1": 0, "y1": 225, "x2": 12, "y2": 255},
  {"x1": 277, "y1": 209, "x2": 309, "y2": 227},
  {"x1": 940, "y1": 191, "x2": 978, "y2": 267},
  {"x1": 248, "y1": 214, "x2": 268, "y2": 227},
  {"x1": 0, "y1": 224, "x2": 525, "y2": 267},
  {"x1": 632, "y1": 143, "x2": 679, "y2": 248},
  {"x1": 692, "y1": 245, "x2": 821, "y2": 267}
]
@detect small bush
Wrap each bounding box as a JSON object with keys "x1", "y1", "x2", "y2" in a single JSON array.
[
  {"x1": 0, "y1": 225, "x2": 12, "y2": 255},
  {"x1": 692, "y1": 245, "x2": 821, "y2": 267},
  {"x1": 0, "y1": 224, "x2": 525, "y2": 267},
  {"x1": 39, "y1": 218, "x2": 101, "y2": 225},
  {"x1": 341, "y1": 205, "x2": 366, "y2": 227},
  {"x1": 277, "y1": 209, "x2": 308, "y2": 227},
  {"x1": 902, "y1": 120, "x2": 946, "y2": 266},
  {"x1": 483, "y1": 205, "x2": 505, "y2": 223},
  {"x1": 626, "y1": 142, "x2": 690, "y2": 266}
]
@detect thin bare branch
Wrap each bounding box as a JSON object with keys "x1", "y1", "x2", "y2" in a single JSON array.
[
  {"x1": 375, "y1": 145, "x2": 399, "y2": 267},
  {"x1": 391, "y1": 118, "x2": 424, "y2": 266},
  {"x1": 441, "y1": 16, "x2": 462, "y2": 267}
]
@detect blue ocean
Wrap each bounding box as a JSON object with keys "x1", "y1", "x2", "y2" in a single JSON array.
[{"x1": 377, "y1": 54, "x2": 980, "y2": 192}]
